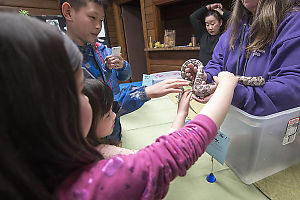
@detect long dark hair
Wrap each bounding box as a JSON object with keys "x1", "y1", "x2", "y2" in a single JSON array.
[
  {"x1": 0, "y1": 13, "x2": 101, "y2": 199},
  {"x1": 228, "y1": 0, "x2": 300, "y2": 51},
  {"x1": 83, "y1": 79, "x2": 116, "y2": 146},
  {"x1": 205, "y1": 10, "x2": 222, "y2": 22}
]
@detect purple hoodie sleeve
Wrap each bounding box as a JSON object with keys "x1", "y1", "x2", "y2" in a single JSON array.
[{"x1": 58, "y1": 114, "x2": 217, "y2": 200}]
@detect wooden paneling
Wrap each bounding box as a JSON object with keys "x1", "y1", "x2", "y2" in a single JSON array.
[
  {"x1": 152, "y1": 0, "x2": 181, "y2": 6},
  {"x1": 145, "y1": 0, "x2": 152, "y2": 7},
  {"x1": 148, "y1": 50, "x2": 199, "y2": 73},
  {"x1": 108, "y1": 0, "x2": 232, "y2": 74},
  {"x1": 140, "y1": 0, "x2": 152, "y2": 74},
  {"x1": 112, "y1": 2, "x2": 128, "y2": 60},
  {"x1": 146, "y1": 21, "x2": 154, "y2": 29},
  {"x1": 105, "y1": 6, "x2": 118, "y2": 46},
  {"x1": 0, "y1": 0, "x2": 60, "y2": 15},
  {"x1": 0, "y1": 0, "x2": 58, "y2": 9}
]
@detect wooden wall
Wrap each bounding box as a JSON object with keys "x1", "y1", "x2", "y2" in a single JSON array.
[
  {"x1": 1, "y1": 0, "x2": 233, "y2": 75},
  {"x1": 0, "y1": 0, "x2": 60, "y2": 15},
  {"x1": 106, "y1": 0, "x2": 233, "y2": 74},
  {"x1": 105, "y1": 7, "x2": 118, "y2": 47},
  {"x1": 139, "y1": 0, "x2": 233, "y2": 74},
  {"x1": 106, "y1": 2, "x2": 128, "y2": 60}
]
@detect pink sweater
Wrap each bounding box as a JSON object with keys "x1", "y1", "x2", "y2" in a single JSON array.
[{"x1": 57, "y1": 114, "x2": 217, "y2": 200}]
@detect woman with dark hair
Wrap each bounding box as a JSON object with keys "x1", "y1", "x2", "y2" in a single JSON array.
[
  {"x1": 186, "y1": 0, "x2": 300, "y2": 116},
  {"x1": 0, "y1": 12, "x2": 239, "y2": 200},
  {"x1": 190, "y1": 3, "x2": 231, "y2": 65}
]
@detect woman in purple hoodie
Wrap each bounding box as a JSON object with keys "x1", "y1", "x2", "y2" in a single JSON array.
[{"x1": 185, "y1": 0, "x2": 300, "y2": 116}]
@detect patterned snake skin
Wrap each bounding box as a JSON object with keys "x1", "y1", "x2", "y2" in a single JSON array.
[{"x1": 181, "y1": 59, "x2": 265, "y2": 98}]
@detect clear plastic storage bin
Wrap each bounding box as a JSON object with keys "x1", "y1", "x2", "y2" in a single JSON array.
[{"x1": 220, "y1": 106, "x2": 300, "y2": 184}]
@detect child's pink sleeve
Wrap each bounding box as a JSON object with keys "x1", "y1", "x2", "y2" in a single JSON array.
[{"x1": 58, "y1": 114, "x2": 217, "y2": 200}]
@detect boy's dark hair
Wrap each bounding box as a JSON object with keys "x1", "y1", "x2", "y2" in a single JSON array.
[
  {"x1": 0, "y1": 12, "x2": 101, "y2": 199},
  {"x1": 59, "y1": 0, "x2": 109, "y2": 16},
  {"x1": 83, "y1": 79, "x2": 117, "y2": 146}
]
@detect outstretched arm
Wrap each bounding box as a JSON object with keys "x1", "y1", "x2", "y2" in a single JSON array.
[
  {"x1": 145, "y1": 79, "x2": 190, "y2": 99},
  {"x1": 115, "y1": 79, "x2": 190, "y2": 116},
  {"x1": 200, "y1": 72, "x2": 238, "y2": 127}
]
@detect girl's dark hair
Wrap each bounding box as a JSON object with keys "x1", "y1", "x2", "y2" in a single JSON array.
[
  {"x1": 0, "y1": 13, "x2": 101, "y2": 199},
  {"x1": 205, "y1": 10, "x2": 223, "y2": 22},
  {"x1": 83, "y1": 79, "x2": 116, "y2": 146},
  {"x1": 59, "y1": 0, "x2": 109, "y2": 15},
  {"x1": 228, "y1": 0, "x2": 300, "y2": 51}
]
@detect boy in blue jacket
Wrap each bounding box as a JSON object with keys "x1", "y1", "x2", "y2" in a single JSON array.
[{"x1": 60, "y1": 0, "x2": 190, "y2": 144}]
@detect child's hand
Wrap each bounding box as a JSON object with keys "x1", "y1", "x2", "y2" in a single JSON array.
[
  {"x1": 213, "y1": 71, "x2": 238, "y2": 88},
  {"x1": 145, "y1": 79, "x2": 190, "y2": 99},
  {"x1": 171, "y1": 90, "x2": 192, "y2": 130},
  {"x1": 105, "y1": 55, "x2": 124, "y2": 69},
  {"x1": 177, "y1": 90, "x2": 193, "y2": 117}
]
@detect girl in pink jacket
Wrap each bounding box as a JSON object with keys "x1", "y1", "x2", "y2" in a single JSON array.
[{"x1": 0, "y1": 12, "x2": 238, "y2": 200}]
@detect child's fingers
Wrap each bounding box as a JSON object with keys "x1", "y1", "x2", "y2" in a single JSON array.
[
  {"x1": 213, "y1": 76, "x2": 219, "y2": 84},
  {"x1": 187, "y1": 90, "x2": 193, "y2": 100},
  {"x1": 192, "y1": 94, "x2": 211, "y2": 104},
  {"x1": 164, "y1": 80, "x2": 191, "y2": 89},
  {"x1": 114, "y1": 55, "x2": 124, "y2": 60},
  {"x1": 105, "y1": 55, "x2": 113, "y2": 61},
  {"x1": 179, "y1": 90, "x2": 193, "y2": 105}
]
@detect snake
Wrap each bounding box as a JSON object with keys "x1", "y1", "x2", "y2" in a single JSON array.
[{"x1": 180, "y1": 59, "x2": 266, "y2": 99}]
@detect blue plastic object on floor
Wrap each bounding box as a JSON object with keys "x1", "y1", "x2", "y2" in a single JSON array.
[
  {"x1": 206, "y1": 172, "x2": 216, "y2": 183},
  {"x1": 185, "y1": 120, "x2": 191, "y2": 124}
]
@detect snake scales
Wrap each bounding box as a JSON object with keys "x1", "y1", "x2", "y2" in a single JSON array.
[{"x1": 180, "y1": 59, "x2": 266, "y2": 98}]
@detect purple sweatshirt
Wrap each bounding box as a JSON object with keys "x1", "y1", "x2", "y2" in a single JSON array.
[
  {"x1": 205, "y1": 9, "x2": 300, "y2": 116},
  {"x1": 57, "y1": 115, "x2": 217, "y2": 200}
]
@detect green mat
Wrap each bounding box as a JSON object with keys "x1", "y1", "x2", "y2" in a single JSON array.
[
  {"x1": 169, "y1": 93, "x2": 300, "y2": 200},
  {"x1": 254, "y1": 163, "x2": 300, "y2": 200},
  {"x1": 121, "y1": 96, "x2": 268, "y2": 199},
  {"x1": 167, "y1": 93, "x2": 205, "y2": 120}
]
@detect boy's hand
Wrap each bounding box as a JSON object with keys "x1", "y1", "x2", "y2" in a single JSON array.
[
  {"x1": 105, "y1": 55, "x2": 124, "y2": 69},
  {"x1": 145, "y1": 79, "x2": 190, "y2": 99},
  {"x1": 177, "y1": 90, "x2": 193, "y2": 117}
]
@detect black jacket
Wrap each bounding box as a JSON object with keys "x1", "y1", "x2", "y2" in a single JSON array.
[{"x1": 190, "y1": 6, "x2": 231, "y2": 65}]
